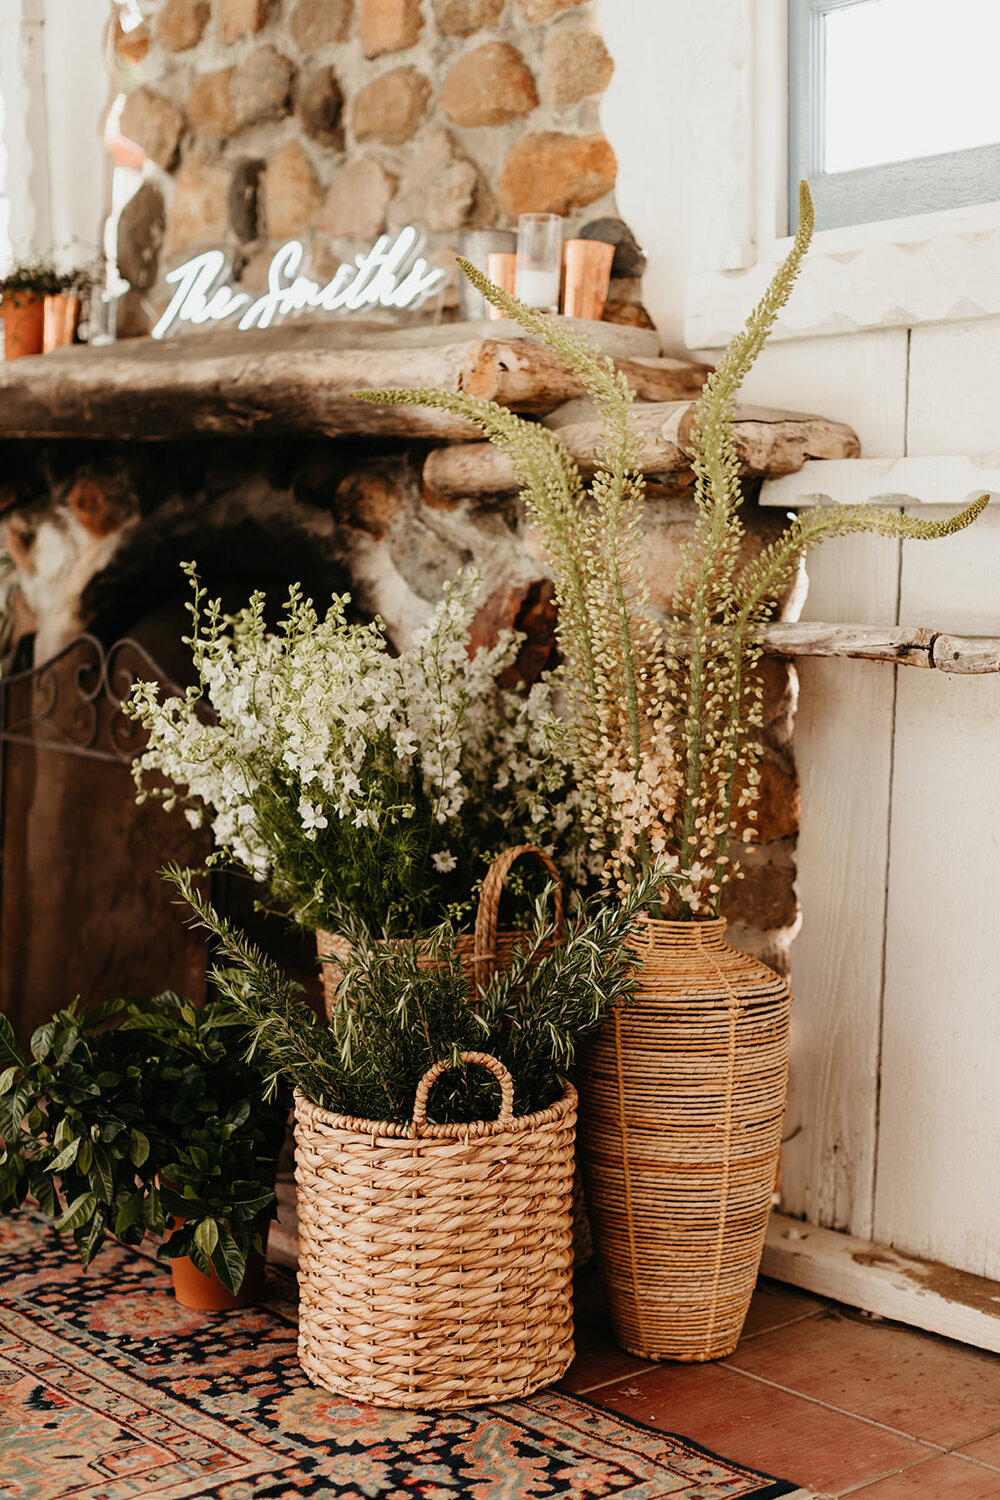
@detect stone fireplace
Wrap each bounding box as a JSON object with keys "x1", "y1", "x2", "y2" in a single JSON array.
[{"x1": 0, "y1": 0, "x2": 863, "y2": 1040}]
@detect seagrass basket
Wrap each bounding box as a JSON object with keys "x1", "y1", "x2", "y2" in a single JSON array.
[
  {"x1": 294, "y1": 1051, "x2": 576, "y2": 1409},
  {"x1": 576, "y1": 916, "x2": 791, "y2": 1362},
  {"x1": 314, "y1": 845, "x2": 592, "y2": 1265}
]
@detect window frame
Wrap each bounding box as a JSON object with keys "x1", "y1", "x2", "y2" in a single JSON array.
[
  {"x1": 787, "y1": 0, "x2": 1000, "y2": 234},
  {"x1": 680, "y1": 0, "x2": 1000, "y2": 349}
]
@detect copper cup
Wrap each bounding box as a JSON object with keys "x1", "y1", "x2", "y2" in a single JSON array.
[
  {"x1": 561, "y1": 239, "x2": 615, "y2": 320},
  {"x1": 485, "y1": 252, "x2": 517, "y2": 320}
]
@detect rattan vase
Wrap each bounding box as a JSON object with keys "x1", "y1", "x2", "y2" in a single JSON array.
[
  {"x1": 294, "y1": 1051, "x2": 576, "y2": 1409},
  {"x1": 576, "y1": 917, "x2": 791, "y2": 1362}
]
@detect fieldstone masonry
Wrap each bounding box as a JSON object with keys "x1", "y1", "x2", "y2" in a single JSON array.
[
  {"x1": 114, "y1": 0, "x2": 634, "y2": 326},
  {"x1": 0, "y1": 0, "x2": 812, "y2": 997}
]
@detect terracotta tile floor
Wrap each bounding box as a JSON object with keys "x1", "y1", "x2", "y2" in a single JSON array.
[
  {"x1": 563, "y1": 1267, "x2": 1000, "y2": 1499},
  {"x1": 272, "y1": 1187, "x2": 1000, "y2": 1497}
]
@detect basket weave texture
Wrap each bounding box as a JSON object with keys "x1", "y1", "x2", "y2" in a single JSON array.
[
  {"x1": 576, "y1": 917, "x2": 791, "y2": 1363},
  {"x1": 294, "y1": 1051, "x2": 577, "y2": 1409}
]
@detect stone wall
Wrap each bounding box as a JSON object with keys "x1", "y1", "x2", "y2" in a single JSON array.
[{"x1": 113, "y1": 0, "x2": 638, "y2": 329}]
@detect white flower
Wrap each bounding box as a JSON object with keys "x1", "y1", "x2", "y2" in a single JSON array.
[
  {"x1": 432, "y1": 850, "x2": 457, "y2": 873},
  {"x1": 298, "y1": 798, "x2": 329, "y2": 833}
]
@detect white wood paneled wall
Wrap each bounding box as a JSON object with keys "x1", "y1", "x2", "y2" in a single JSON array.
[{"x1": 750, "y1": 320, "x2": 1000, "y2": 1283}]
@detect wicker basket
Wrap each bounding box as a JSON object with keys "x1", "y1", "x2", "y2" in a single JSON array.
[
  {"x1": 576, "y1": 916, "x2": 791, "y2": 1362},
  {"x1": 314, "y1": 846, "x2": 592, "y2": 1265},
  {"x1": 315, "y1": 843, "x2": 564, "y2": 1018},
  {"x1": 294, "y1": 1051, "x2": 576, "y2": 1409}
]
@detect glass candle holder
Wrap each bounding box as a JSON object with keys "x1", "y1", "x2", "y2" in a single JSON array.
[
  {"x1": 515, "y1": 213, "x2": 563, "y2": 312},
  {"x1": 457, "y1": 229, "x2": 517, "y2": 320}
]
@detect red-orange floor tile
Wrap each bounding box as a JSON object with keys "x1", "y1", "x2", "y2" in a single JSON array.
[
  {"x1": 740, "y1": 1277, "x2": 828, "y2": 1340},
  {"x1": 725, "y1": 1308, "x2": 1000, "y2": 1448},
  {"x1": 589, "y1": 1360, "x2": 936, "y2": 1495},
  {"x1": 954, "y1": 1430, "x2": 1000, "y2": 1472},
  {"x1": 847, "y1": 1452, "x2": 1000, "y2": 1497},
  {"x1": 563, "y1": 1264, "x2": 658, "y2": 1392}
]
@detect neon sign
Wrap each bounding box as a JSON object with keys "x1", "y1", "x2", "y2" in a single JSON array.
[{"x1": 150, "y1": 226, "x2": 447, "y2": 339}]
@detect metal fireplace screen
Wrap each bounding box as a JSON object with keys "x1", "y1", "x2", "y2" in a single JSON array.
[{"x1": 0, "y1": 634, "x2": 211, "y2": 1042}]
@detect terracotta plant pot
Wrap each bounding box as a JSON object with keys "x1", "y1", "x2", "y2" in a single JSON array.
[
  {"x1": 43, "y1": 293, "x2": 82, "y2": 351},
  {"x1": 576, "y1": 917, "x2": 791, "y2": 1362},
  {"x1": 2, "y1": 293, "x2": 45, "y2": 360},
  {"x1": 167, "y1": 1219, "x2": 270, "y2": 1311}
]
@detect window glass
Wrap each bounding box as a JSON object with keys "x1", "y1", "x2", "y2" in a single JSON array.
[{"x1": 824, "y1": 0, "x2": 1000, "y2": 174}]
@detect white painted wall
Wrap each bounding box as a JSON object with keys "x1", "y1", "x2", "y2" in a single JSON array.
[
  {"x1": 600, "y1": 1, "x2": 1000, "y2": 1283},
  {"x1": 0, "y1": 0, "x2": 109, "y2": 270}
]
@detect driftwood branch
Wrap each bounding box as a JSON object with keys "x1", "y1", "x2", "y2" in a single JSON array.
[
  {"x1": 0, "y1": 321, "x2": 674, "y2": 440},
  {"x1": 422, "y1": 402, "x2": 862, "y2": 502},
  {"x1": 762, "y1": 621, "x2": 1000, "y2": 674}
]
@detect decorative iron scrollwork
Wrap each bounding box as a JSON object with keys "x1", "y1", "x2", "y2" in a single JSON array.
[{"x1": 0, "y1": 634, "x2": 182, "y2": 764}]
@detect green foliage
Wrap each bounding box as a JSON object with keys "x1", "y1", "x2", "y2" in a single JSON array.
[
  {"x1": 0, "y1": 258, "x2": 62, "y2": 300},
  {"x1": 0, "y1": 995, "x2": 290, "y2": 1296},
  {"x1": 353, "y1": 182, "x2": 986, "y2": 916},
  {"x1": 167, "y1": 862, "x2": 667, "y2": 1124}
]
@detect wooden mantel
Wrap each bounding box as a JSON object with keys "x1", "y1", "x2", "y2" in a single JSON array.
[
  {"x1": 0, "y1": 316, "x2": 676, "y2": 442},
  {"x1": 0, "y1": 318, "x2": 858, "y2": 488}
]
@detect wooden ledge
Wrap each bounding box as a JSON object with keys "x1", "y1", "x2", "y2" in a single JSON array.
[
  {"x1": 764, "y1": 1213, "x2": 1000, "y2": 1353},
  {"x1": 762, "y1": 621, "x2": 1000, "y2": 673},
  {"x1": 0, "y1": 317, "x2": 682, "y2": 442},
  {"x1": 422, "y1": 402, "x2": 861, "y2": 501}
]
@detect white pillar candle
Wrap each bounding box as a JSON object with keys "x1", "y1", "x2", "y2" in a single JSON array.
[{"x1": 514, "y1": 265, "x2": 561, "y2": 311}]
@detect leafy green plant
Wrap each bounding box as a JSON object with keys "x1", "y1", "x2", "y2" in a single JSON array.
[
  {"x1": 0, "y1": 258, "x2": 62, "y2": 303},
  {"x1": 352, "y1": 182, "x2": 986, "y2": 916},
  {"x1": 0, "y1": 993, "x2": 290, "y2": 1295},
  {"x1": 167, "y1": 862, "x2": 668, "y2": 1124}
]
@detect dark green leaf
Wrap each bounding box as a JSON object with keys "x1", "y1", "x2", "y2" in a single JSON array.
[
  {"x1": 114, "y1": 1191, "x2": 144, "y2": 1238},
  {"x1": 0, "y1": 1014, "x2": 26, "y2": 1071},
  {"x1": 45, "y1": 1139, "x2": 81, "y2": 1174},
  {"x1": 77, "y1": 1138, "x2": 92, "y2": 1174},
  {"x1": 30, "y1": 1022, "x2": 57, "y2": 1064},
  {"x1": 30, "y1": 1174, "x2": 57, "y2": 1218},
  {"x1": 129, "y1": 1129, "x2": 150, "y2": 1168},
  {"x1": 54, "y1": 1190, "x2": 97, "y2": 1233},
  {"x1": 0, "y1": 1079, "x2": 33, "y2": 1140},
  {"x1": 210, "y1": 1223, "x2": 246, "y2": 1297},
  {"x1": 90, "y1": 1143, "x2": 115, "y2": 1204},
  {"x1": 0, "y1": 1065, "x2": 18, "y2": 1096},
  {"x1": 74, "y1": 1205, "x2": 107, "y2": 1267},
  {"x1": 143, "y1": 1183, "x2": 164, "y2": 1232},
  {"x1": 194, "y1": 1217, "x2": 219, "y2": 1262}
]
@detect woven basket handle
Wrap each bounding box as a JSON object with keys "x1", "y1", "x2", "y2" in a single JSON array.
[
  {"x1": 411, "y1": 1050, "x2": 514, "y2": 1132},
  {"x1": 473, "y1": 843, "x2": 565, "y2": 985}
]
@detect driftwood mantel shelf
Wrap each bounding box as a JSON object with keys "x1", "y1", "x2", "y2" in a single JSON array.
[
  {"x1": 762, "y1": 620, "x2": 1000, "y2": 674},
  {"x1": 0, "y1": 317, "x2": 686, "y2": 442},
  {"x1": 0, "y1": 318, "x2": 858, "y2": 489}
]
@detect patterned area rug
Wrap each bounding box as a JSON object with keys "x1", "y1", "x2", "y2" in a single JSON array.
[{"x1": 0, "y1": 1210, "x2": 800, "y2": 1500}]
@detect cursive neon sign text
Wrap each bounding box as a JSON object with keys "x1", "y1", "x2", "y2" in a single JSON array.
[{"x1": 150, "y1": 227, "x2": 446, "y2": 339}]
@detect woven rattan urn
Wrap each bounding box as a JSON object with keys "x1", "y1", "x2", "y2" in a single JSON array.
[
  {"x1": 576, "y1": 917, "x2": 791, "y2": 1362},
  {"x1": 294, "y1": 1052, "x2": 576, "y2": 1408}
]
